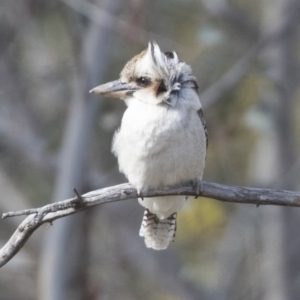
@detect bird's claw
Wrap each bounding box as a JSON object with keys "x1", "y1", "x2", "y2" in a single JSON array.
[
  {"x1": 193, "y1": 179, "x2": 202, "y2": 199},
  {"x1": 137, "y1": 188, "x2": 144, "y2": 201}
]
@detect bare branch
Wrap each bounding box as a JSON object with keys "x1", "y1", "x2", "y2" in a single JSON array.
[
  {"x1": 201, "y1": 19, "x2": 300, "y2": 108},
  {"x1": 1, "y1": 181, "x2": 300, "y2": 268},
  {"x1": 201, "y1": 41, "x2": 261, "y2": 108},
  {"x1": 61, "y1": 0, "x2": 190, "y2": 54}
]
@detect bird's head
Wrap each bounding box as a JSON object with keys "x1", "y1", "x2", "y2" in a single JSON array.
[{"x1": 90, "y1": 41, "x2": 198, "y2": 107}]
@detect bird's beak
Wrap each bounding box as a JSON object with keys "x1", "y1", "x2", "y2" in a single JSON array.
[{"x1": 89, "y1": 79, "x2": 138, "y2": 99}]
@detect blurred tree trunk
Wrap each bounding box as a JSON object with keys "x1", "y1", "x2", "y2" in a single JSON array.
[
  {"x1": 260, "y1": 0, "x2": 298, "y2": 299},
  {"x1": 217, "y1": 1, "x2": 299, "y2": 299},
  {"x1": 38, "y1": 0, "x2": 122, "y2": 299},
  {"x1": 268, "y1": 0, "x2": 299, "y2": 299}
]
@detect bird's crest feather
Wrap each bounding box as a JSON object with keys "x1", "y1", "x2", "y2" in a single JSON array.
[{"x1": 146, "y1": 41, "x2": 196, "y2": 106}]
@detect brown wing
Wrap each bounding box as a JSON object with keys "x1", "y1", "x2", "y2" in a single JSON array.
[{"x1": 197, "y1": 108, "x2": 208, "y2": 149}]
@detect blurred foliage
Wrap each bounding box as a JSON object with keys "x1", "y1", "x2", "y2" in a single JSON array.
[
  {"x1": 177, "y1": 197, "x2": 226, "y2": 287},
  {"x1": 205, "y1": 75, "x2": 261, "y2": 185},
  {"x1": 178, "y1": 198, "x2": 226, "y2": 243}
]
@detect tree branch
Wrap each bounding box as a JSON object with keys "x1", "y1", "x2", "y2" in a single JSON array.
[
  {"x1": 1, "y1": 181, "x2": 300, "y2": 268},
  {"x1": 61, "y1": 0, "x2": 190, "y2": 55}
]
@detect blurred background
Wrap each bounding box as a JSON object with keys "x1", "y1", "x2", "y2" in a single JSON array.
[{"x1": 1, "y1": 0, "x2": 300, "y2": 299}]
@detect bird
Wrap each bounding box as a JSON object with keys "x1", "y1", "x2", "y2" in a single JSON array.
[{"x1": 90, "y1": 41, "x2": 207, "y2": 250}]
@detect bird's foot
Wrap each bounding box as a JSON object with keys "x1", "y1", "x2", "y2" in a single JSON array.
[
  {"x1": 192, "y1": 178, "x2": 203, "y2": 199},
  {"x1": 137, "y1": 188, "x2": 144, "y2": 201}
]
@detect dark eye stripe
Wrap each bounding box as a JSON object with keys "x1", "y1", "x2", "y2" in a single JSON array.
[{"x1": 156, "y1": 80, "x2": 167, "y2": 96}]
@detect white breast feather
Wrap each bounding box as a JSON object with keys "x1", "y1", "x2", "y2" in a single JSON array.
[{"x1": 112, "y1": 98, "x2": 206, "y2": 219}]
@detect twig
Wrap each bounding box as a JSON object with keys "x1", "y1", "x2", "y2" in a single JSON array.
[
  {"x1": 201, "y1": 11, "x2": 300, "y2": 108},
  {"x1": 1, "y1": 181, "x2": 300, "y2": 268},
  {"x1": 201, "y1": 42, "x2": 260, "y2": 108}
]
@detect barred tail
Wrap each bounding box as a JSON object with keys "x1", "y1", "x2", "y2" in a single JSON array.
[{"x1": 139, "y1": 209, "x2": 177, "y2": 250}]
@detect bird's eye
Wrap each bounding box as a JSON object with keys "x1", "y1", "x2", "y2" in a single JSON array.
[{"x1": 136, "y1": 77, "x2": 151, "y2": 87}]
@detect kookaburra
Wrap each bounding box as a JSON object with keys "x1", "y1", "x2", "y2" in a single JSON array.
[{"x1": 90, "y1": 41, "x2": 207, "y2": 250}]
